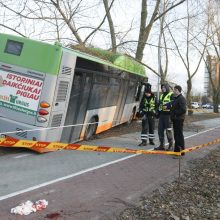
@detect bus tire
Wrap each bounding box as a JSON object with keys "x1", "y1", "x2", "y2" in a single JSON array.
[{"x1": 84, "y1": 117, "x2": 98, "y2": 140}]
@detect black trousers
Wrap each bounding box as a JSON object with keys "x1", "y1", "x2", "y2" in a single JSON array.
[
  {"x1": 173, "y1": 119, "x2": 185, "y2": 152},
  {"x1": 141, "y1": 114, "x2": 155, "y2": 142}
]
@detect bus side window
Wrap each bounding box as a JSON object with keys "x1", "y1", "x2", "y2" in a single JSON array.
[
  {"x1": 126, "y1": 80, "x2": 136, "y2": 104},
  {"x1": 88, "y1": 75, "x2": 109, "y2": 109},
  {"x1": 106, "y1": 78, "x2": 120, "y2": 106},
  {"x1": 71, "y1": 73, "x2": 81, "y2": 96}
]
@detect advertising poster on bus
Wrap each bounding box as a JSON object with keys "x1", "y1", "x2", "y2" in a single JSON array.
[{"x1": 0, "y1": 70, "x2": 43, "y2": 116}]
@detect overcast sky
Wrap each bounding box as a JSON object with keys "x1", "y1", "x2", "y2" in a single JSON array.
[{"x1": 101, "y1": 0, "x2": 206, "y2": 95}]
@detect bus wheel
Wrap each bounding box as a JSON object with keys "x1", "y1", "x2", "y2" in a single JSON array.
[{"x1": 84, "y1": 117, "x2": 98, "y2": 140}]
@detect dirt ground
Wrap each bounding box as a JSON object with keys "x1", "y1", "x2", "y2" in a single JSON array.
[{"x1": 117, "y1": 147, "x2": 220, "y2": 220}]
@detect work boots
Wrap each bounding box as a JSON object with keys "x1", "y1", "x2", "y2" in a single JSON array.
[
  {"x1": 149, "y1": 139, "x2": 155, "y2": 145},
  {"x1": 138, "y1": 140, "x2": 147, "y2": 146},
  {"x1": 154, "y1": 142, "x2": 165, "y2": 151}
]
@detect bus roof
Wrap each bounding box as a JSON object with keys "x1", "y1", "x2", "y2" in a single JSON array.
[
  {"x1": 63, "y1": 47, "x2": 146, "y2": 77},
  {"x1": 0, "y1": 33, "x2": 146, "y2": 77}
]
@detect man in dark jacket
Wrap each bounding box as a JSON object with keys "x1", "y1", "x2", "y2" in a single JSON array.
[
  {"x1": 170, "y1": 85, "x2": 186, "y2": 155},
  {"x1": 154, "y1": 83, "x2": 174, "y2": 151},
  {"x1": 138, "y1": 83, "x2": 156, "y2": 146}
]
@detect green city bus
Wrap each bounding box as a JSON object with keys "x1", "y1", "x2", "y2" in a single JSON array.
[{"x1": 0, "y1": 33, "x2": 147, "y2": 143}]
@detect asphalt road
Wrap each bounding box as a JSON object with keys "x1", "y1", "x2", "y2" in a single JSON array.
[{"x1": 0, "y1": 117, "x2": 219, "y2": 219}]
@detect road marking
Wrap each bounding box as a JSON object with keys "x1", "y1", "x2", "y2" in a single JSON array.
[
  {"x1": 0, "y1": 154, "x2": 137, "y2": 201},
  {"x1": 0, "y1": 125, "x2": 219, "y2": 201},
  {"x1": 184, "y1": 125, "x2": 220, "y2": 139},
  {"x1": 13, "y1": 154, "x2": 32, "y2": 159}
]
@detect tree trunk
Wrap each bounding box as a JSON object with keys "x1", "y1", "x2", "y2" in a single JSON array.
[
  {"x1": 160, "y1": 74, "x2": 166, "y2": 84},
  {"x1": 136, "y1": 31, "x2": 152, "y2": 61},
  {"x1": 103, "y1": 0, "x2": 117, "y2": 52},
  {"x1": 135, "y1": 0, "x2": 160, "y2": 62},
  {"x1": 186, "y1": 79, "x2": 193, "y2": 115},
  {"x1": 213, "y1": 91, "x2": 219, "y2": 113}
]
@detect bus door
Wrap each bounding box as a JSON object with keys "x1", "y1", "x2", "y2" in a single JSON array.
[
  {"x1": 61, "y1": 71, "x2": 92, "y2": 143},
  {"x1": 112, "y1": 79, "x2": 129, "y2": 126}
]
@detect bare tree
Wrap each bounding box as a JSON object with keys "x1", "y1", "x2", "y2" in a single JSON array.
[
  {"x1": 167, "y1": 0, "x2": 208, "y2": 113},
  {"x1": 203, "y1": 0, "x2": 220, "y2": 112},
  {"x1": 157, "y1": 0, "x2": 173, "y2": 84},
  {"x1": 0, "y1": 0, "x2": 193, "y2": 84},
  {"x1": 135, "y1": 0, "x2": 186, "y2": 62},
  {"x1": 102, "y1": 0, "x2": 116, "y2": 52},
  {"x1": 204, "y1": 54, "x2": 220, "y2": 112},
  {"x1": 0, "y1": 0, "x2": 115, "y2": 47}
]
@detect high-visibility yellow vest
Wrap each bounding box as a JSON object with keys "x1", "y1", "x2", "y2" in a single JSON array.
[
  {"x1": 159, "y1": 92, "x2": 173, "y2": 112},
  {"x1": 143, "y1": 97, "x2": 156, "y2": 112}
]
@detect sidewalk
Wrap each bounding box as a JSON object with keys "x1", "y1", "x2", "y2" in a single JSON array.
[{"x1": 83, "y1": 117, "x2": 220, "y2": 151}]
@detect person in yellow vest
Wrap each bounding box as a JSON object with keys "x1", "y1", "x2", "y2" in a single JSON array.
[
  {"x1": 154, "y1": 83, "x2": 174, "y2": 151},
  {"x1": 138, "y1": 83, "x2": 156, "y2": 146}
]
